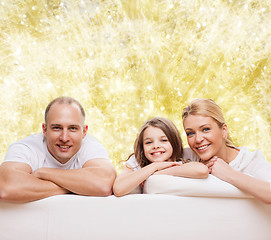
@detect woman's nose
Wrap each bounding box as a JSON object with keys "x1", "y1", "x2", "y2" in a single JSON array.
[{"x1": 195, "y1": 132, "x2": 203, "y2": 143}]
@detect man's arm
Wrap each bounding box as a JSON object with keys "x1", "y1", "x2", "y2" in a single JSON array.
[
  {"x1": 0, "y1": 162, "x2": 69, "y2": 203},
  {"x1": 33, "y1": 159, "x2": 116, "y2": 196}
]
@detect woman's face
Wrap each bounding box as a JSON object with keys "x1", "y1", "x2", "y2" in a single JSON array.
[
  {"x1": 183, "y1": 115, "x2": 227, "y2": 161},
  {"x1": 142, "y1": 126, "x2": 173, "y2": 163}
]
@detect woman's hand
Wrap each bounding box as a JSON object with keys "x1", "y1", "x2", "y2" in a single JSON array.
[{"x1": 205, "y1": 156, "x2": 234, "y2": 181}]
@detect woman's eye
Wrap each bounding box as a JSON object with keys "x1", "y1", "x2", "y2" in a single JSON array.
[
  {"x1": 203, "y1": 128, "x2": 210, "y2": 132},
  {"x1": 186, "y1": 132, "x2": 194, "y2": 136}
]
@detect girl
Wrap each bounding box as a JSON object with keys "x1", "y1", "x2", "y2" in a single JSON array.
[
  {"x1": 182, "y1": 98, "x2": 271, "y2": 204},
  {"x1": 113, "y1": 117, "x2": 208, "y2": 197}
]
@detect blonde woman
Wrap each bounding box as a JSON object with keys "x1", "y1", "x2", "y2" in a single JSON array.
[
  {"x1": 113, "y1": 117, "x2": 208, "y2": 197},
  {"x1": 182, "y1": 98, "x2": 271, "y2": 204}
]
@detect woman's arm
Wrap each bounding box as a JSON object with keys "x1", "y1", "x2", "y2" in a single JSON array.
[
  {"x1": 154, "y1": 162, "x2": 209, "y2": 178},
  {"x1": 113, "y1": 161, "x2": 181, "y2": 197},
  {"x1": 207, "y1": 157, "x2": 271, "y2": 204}
]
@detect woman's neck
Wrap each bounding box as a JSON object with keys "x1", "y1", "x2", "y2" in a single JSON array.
[{"x1": 222, "y1": 146, "x2": 239, "y2": 164}]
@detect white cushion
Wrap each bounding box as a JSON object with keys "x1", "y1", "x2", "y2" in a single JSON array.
[{"x1": 143, "y1": 174, "x2": 253, "y2": 198}]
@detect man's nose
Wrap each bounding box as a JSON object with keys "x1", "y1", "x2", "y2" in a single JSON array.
[{"x1": 59, "y1": 129, "x2": 69, "y2": 142}]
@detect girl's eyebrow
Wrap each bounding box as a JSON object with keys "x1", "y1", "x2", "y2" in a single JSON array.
[
  {"x1": 144, "y1": 135, "x2": 167, "y2": 141},
  {"x1": 143, "y1": 137, "x2": 152, "y2": 141}
]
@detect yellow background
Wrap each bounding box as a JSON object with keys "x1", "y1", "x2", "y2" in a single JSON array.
[{"x1": 0, "y1": 0, "x2": 270, "y2": 170}]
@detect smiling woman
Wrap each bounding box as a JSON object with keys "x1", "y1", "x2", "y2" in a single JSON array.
[{"x1": 182, "y1": 98, "x2": 271, "y2": 204}]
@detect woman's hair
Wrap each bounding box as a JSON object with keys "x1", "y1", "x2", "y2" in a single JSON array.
[
  {"x1": 182, "y1": 98, "x2": 236, "y2": 148},
  {"x1": 132, "y1": 117, "x2": 183, "y2": 168}
]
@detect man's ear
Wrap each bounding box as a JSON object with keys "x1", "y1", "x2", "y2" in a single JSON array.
[
  {"x1": 83, "y1": 125, "x2": 88, "y2": 138},
  {"x1": 42, "y1": 123, "x2": 47, "y2": 136}
]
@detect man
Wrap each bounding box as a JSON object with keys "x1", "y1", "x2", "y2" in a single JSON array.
[{"x1": 0, "y1": 96, "x2": 116, "y2": 203}]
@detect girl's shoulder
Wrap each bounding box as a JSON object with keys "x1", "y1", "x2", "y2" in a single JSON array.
[{"x1": 125, "y1": 154, "x2": 141, "y2": 171}]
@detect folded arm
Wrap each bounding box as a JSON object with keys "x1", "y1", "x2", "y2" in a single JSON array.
[
  {"x1": 154, "y1": 161, "x2": 209, "y2": 178},
  {"x1": 207, "y1": 158, "x2": 271, "y2": 204},
  {"x1": 113, "y1": 161, "x2": 181, "y2": 197},
  {"x1": 0, "y1": 162, "x2": 69, "y2": 203},
  {"x1": 33, "y1": 158, "x2": 116, "y2": 197}
]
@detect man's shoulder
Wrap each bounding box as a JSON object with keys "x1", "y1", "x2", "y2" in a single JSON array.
[
  {"x1": 16, "y1": 133, "x2": 44, "y2": 146},
  {"x1": 79, "y1": 134, "x2": 109, "y2": 160},
  {"x1": 10, "y1": 133, "x2": 45, "y2": 153},
  {"x1": 81, "y1": 134, "x2": 103, "y2": 146}
]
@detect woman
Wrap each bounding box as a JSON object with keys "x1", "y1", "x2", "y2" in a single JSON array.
[{"x1": 182, "y1": 98, "x2": 271, "y2": 204}]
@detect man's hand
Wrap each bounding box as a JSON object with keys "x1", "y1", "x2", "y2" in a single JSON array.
[{"x1": 30, "y1": 159, "x2": 116, "y2": 196}]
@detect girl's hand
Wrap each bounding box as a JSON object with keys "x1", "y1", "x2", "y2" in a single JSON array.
[{"x1": 151, "y1": 161, "x2": 181, "y2": 172}]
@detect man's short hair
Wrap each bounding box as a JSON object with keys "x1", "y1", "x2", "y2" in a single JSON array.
[{"x1": 44, "y1": 96, "x2": 86, "y2": 124}]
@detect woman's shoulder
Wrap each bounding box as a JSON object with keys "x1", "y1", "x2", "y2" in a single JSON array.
[
  {"x1": 183, "y1": 148, "x2": 200, "y2": 162},
  {"x1": 231, "y1": 147, "x2": 269, "y2": 168}
]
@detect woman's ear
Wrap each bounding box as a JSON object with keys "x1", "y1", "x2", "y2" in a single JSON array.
[{"x1": 222, "y1": 124, "x2": 228, "y2": 139}]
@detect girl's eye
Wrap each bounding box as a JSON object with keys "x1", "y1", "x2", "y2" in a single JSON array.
[
  {"x1": 203, "y1": 128, "x2": 210, "y2": 132},
  {"x1": 161, "y1": 139, "x2": 168, "y2": 142},
  {"x1": 145, "y1": 141, "x2": 152, "y2": 144}
]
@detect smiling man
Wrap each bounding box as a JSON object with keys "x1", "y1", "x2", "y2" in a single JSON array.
[{"x1": 0, "y1": 96, "x2": 116, "y2": 203}]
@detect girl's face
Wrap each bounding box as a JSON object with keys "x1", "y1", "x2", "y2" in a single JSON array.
[
  {"x1": 143, "y1": 126, "x2": 173, "y2": 163},
  {"x1": 183, "y1": 114, "x2": 227, "y2": 161}
]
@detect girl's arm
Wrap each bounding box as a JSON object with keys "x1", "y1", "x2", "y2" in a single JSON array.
[
  {"x1": 207, "y1": 157, "x2": 271, "y2": 204},
  {"x1": 154, "y1": 162, "x2": 209, "y2": 178},
  {"x1": 113, "y1": 161, "x2": 181, "y2": 197}
]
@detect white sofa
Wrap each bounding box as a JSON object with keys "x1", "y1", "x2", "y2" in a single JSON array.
[{"x1": 1, "y1": 175, "x2": 271, "y2": 240}]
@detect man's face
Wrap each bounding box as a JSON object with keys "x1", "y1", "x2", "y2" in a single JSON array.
[{"x1": 42, "y1": 103, "x2": 88, "y2": 164}]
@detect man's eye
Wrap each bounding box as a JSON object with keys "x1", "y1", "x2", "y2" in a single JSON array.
[{"x1": 52, "y1": 127, "x2": 60, "y2": 130}]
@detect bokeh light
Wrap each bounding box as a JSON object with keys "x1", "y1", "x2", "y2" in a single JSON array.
[{"x1": 0, "y1": 0, "x2": 270, "y2": 171}]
